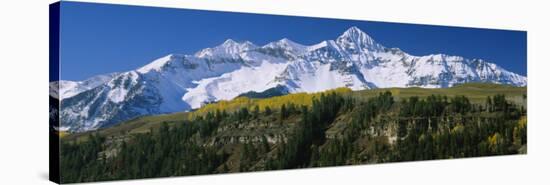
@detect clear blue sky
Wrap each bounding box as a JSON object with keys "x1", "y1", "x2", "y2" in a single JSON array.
[{"x1": 59, "y1": 1, "x2": 527, "y2": 81}]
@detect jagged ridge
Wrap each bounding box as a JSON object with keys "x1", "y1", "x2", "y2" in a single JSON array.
[{"x1": 54, "y1": 26, "x2": 527, "y2": 132}]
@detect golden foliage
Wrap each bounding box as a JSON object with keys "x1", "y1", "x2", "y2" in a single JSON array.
[
  {"x1": 517, "y1": 116, "x2": 527, "y2": 129},
  {"x1": 58, "y1": 131, "x2": 69, "y2": 138},
  {"x1": 390, "y1": 89, "x2": 401, "y2": 97},
  {"x1": 488, "y1": 133, "x2": 499, "y2": 146},
  {"x1": 188, "y1": 87, "x2": 352, "y2": 119},
  {"x1": 488, "y1": 133, "x2": 503, "y2": 152},
  {"x1": 513, "y1": 116, "x2": 527, "y2": 146},
  {"x1": 189, "y1": 97, "x2": 254, "y2": 119},
  {"x1": 451, "y1": 124, "x2": 464, "y2": 134}
]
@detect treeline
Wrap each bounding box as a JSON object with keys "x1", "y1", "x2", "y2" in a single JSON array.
[
  {"x1": 265, "y1": 92, "x2": 354, "y2": 169},
  {"x1": 393, "y1": 94, "x2": 526, "y2": 161},
  {"x1": 60, "y1": 120, "x2": 226, "y2": 182},
  {"x1": 59, "y1": 91, "x2": 526, "y2": 183}
]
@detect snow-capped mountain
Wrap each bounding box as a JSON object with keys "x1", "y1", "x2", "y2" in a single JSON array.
[
  {"x1": 50, "y1": 73, "x2": 118, "y2": 99},
  {"x1": 54, "y1": 26, "x2": 527, "y2": 132}
]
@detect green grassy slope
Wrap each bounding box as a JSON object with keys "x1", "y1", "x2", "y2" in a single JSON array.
[
  {"x1": 58, "y1": 83, "x2": 527, "y2": 183},
  {"x1": 63, "y1": 83, "x2": 526, "y2": 142},
  {"x1": 351, "y1": 83, "x2": 526, "y2": 105}
]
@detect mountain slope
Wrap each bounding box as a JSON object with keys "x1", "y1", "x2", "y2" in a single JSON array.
[
  {"x1": 55, "y1": 26, "x2": 527, "y2": 132},
  {"x1": 63, "y1": 83, "x2": 526, "y2": 142},
  {"x1": 59, "y1": 85, "x2": 526, "y2": 183}
]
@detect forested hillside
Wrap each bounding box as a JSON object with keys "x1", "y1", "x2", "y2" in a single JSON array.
[{"x1": 59, "y1": 84, "x2": 527, "y2": 183}]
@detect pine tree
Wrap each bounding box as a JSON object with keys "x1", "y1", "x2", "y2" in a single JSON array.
[
  {"x1": 253, "y1": 105, "x2": 260, "y2": 119},
  {"x1": 280, "y1": 104, "x2": 287, "y2": 124},
  {"x1": 265, "y1": 106, "x2": 272, "y2": 115}
]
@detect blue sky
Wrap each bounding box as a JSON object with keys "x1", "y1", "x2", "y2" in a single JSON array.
[{"x1": 59, "y1": 2, "x2": 527, "y2": 81}]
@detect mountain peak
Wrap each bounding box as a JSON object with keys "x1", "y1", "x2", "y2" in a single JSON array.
[
  {"x1": 279, "y1": 38, "x2": 295, "y2": 44},
  {"x1": 339, "y1": 26, "x2": 372, "y2": 40},
  {"x1": 264, "y1": 38, "x2": 307, "y2": 53},
  {"x1": 196, "y1": 39, "x2": 257, "y2": 59},
  {"x1": 222, "y1": 38, "x2": 237, "y2": 45},
  {"x1": 221, "y1": 39, "x2": 256, "y2": 48},
  {"x1": 265, "y1": 38, "x2": 300, "y2": 46},
  {"x1": 343, "y1": 26, "x2": 364, "y2": 35},
  {"x1": 137, "y1": 54, "x2": 175, "y2": 73},
  {"x1": 337, "y1": 26, "x2": 384, "y2": 52},
  {"x1": 60, "y1": 26, "x2": 527, "y2": 132}
]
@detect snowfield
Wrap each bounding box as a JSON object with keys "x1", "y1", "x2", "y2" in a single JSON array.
[{"x1": 53, "y1": 26, "x2": 527, "y2": 132}]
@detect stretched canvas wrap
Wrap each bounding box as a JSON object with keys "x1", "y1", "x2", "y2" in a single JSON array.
[{"x1": 49, "y1": 1, "x2": 527, "y2": 184}]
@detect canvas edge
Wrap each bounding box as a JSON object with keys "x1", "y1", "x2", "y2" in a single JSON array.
[{"x1": 49, "y1": 1, "x2": 61, "y2": 184}]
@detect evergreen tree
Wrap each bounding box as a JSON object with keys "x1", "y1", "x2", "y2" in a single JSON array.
[
  {"x1": 253, "y1": 105, "x2": 260, "y2": 119},
  {"x1": 265, "y1": 106, "x2": 272, "y2": 115}
]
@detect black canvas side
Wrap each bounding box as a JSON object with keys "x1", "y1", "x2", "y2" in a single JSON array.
[{"x1": 49, "y1": 2, "x2": 61, "y2": 184}]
